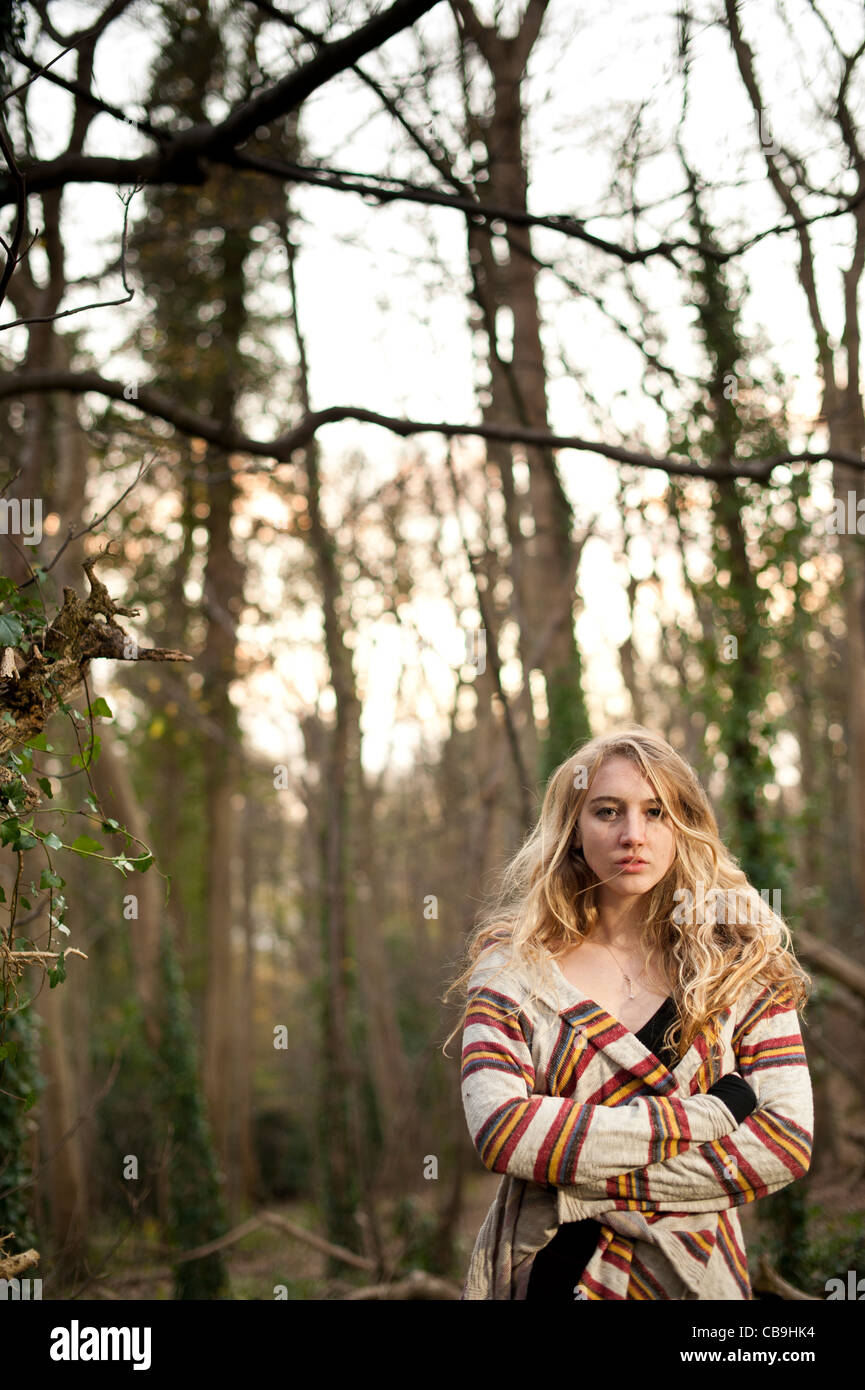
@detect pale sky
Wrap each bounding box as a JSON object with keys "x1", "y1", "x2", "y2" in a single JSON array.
[{"x1": 10, "y1": 0, "x2": 858, "y2": 782}]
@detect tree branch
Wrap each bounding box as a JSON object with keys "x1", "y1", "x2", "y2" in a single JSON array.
[
  {"x1": 0, "y1": 121, "x2": 26, "y2": 311},
  {"x1": 2, "y1": 367, "x2": 861, "y2": 481},
  {"x1": 0, "y1": 183, "x2": 139, "y2": 330},
  {"x1": 0, "y1": 0, "x2": 442, "y2": 212}
]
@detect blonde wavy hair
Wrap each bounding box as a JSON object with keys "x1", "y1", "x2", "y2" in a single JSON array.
[{"x1": 443, "y1": 725, "x2": 810, "y2": 1063}]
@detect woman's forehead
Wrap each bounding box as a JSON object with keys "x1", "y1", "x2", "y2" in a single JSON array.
[{"x1": 589, "y1": 755, "x2": 660, "y2": 794}]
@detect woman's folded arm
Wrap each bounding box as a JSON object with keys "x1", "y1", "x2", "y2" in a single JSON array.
[
  {"x1": 461, "y1": 982, "x2": 738, "y2": 1186},
  {"x1": 557, "y1": 984, "x2": 814, "y2": 1218}
]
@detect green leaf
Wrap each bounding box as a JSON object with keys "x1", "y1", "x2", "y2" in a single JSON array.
[
  {"x1": 40, "y1": 831, "x2": 63, "y2": 850},
  {"x1": 27, "y1": 732, "x2": 50, "y2": 751},
  {"x1": 23, "y1": 1090, "x2": 37, "y2": 1112},
  {"x1": 131, "y1": 853, "x2": 155, "y2": 873},
  {"x1": 39, "y1": 869, "x2": 64, "y2": 889},
  {"x1": 48, "y1": 953, "x2": 66, "y2": 987},
  {"x1": 69, "y1": 834, "x2": 104, "y2": 854},
  {"x1": 0, "y1": 1041, "x2": 18, "y2": 1062},
  {"x1": 91, "y1": 697, "x2": 113, "y2": 718},
  {"x1": 0, "y1": 614, "x2": 24, "y2": 645},
  {"x1": 37, "y1": 777, "x2": 54, "y2": 798},
  {"x1": 2, "y1": 776, "x2": 23, "y2": 802},
  {"x1": 20, "y1": 894, "x2": 31, "y2": 909},
  {"x1": 0, "y1": 818, "x2": 20, "y2": 845},
  {"x1": 100, "y1": 817, "x2": 121, "y2": 833},
  {"x1": 15, "y1": 832, "x2": 39, "y2": 851}
]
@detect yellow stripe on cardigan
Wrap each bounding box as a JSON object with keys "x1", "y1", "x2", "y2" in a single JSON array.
[
  {"x1": 546, "y1": 1104, "x2": 583, "y2": 1182},
  {"x1": 749, "y1": 1109, "x2": 811, "y2": 1170},
  {"x1": 716, "y1": 1212, "x2": 749, "y2": 1282},
  {"x1": 602, "y1": 1067, "x2": 668, "y2": 1106},
  {"x1": 705, "y1": 1137, "x2": 755, "y2": 1198},
  {"x1": 483, "y1": 1103, "x2": 529, "y2": 1169},
  {"x1": 744, "y1": 1042, "x2": 806, "y2": 1064},
  {"x1": 465, "y1": 1045, "x2": 534, "y2": 1091},
  {"x1": 625, "y1": 1265, "x2": 659, "y2": 1300},
  {"x1": 654, "y1": 1095, "x2": 690, "y2": 1158}
]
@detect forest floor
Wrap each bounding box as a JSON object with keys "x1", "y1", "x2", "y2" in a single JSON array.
[{"x1": 64, "y1": 1158, "x2": 863, "y2": 1300}]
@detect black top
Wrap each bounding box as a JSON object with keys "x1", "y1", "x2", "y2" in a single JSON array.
[{"x1": 524, "y1": 994, "x2": 757, "y2": 1301}]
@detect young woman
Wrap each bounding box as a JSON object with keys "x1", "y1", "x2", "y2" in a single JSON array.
[{"x1": 448, "y1": 726, "x2": 814, "y2": 1300}]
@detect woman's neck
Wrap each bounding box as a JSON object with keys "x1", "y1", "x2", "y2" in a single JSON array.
[{"x1": 591, "y1": 898, "x2": 646, "y2": 951}]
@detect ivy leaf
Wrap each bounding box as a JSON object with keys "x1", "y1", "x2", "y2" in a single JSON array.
[
  {"x1": 40, "y1": 831, "x2": 63, "y2": 850},
  {"x1": 69, "y1": 834, "x2": 104, "y2": 854},
  {"x1": 131, "y1": 854, "x2": 154, "y2": 873},
  {"x1": 91, "y1": 697, "x2": 113, "y2": 719},
  {"x1": 23, "y1": 1090, "x2": 37, "y2": 1112},
  {"x1": 0, "y1": 1041, "x2": 18, "y2": 1062},
  {"x1": 48, "y1": 952, "x2": 66, "y2": 988},
  {"x1": 39, "y1": 869, "x2": 64, "y2": 889},
  {"x1": 100, "y1": 817, "x2": 121, "y2": 833},
  {"x1": 0, "y1": 818, "x2": 20, "y2": 845},
  {"x1": 37, "y1": 778, "x2": 54, "y2": 798},
  {"x1": 0, "y1": 614, "x2": 24, "y2": 645},
  {"x1": 20, "y1": 895, "x2": 31, "y2": 909},
  {"x1": 2, "y1": 776, "x2": 23, "y2": 803}
]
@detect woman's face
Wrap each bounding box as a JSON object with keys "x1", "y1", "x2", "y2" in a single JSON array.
[{"x1": 576, "y1": 756, "x2": 676, "y2": 904}]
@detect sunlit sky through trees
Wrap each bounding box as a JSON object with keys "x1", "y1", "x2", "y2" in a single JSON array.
[{"x1": 16, "y1": 0, "x2": 858, "y2": 783}]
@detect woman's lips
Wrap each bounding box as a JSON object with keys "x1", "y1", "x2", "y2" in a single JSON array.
[{"x1": 617, "y1": 860, "x2": 648, "y2": 873}]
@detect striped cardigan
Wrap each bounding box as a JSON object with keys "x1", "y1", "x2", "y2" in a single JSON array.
[{"x1": 460, "y1": 945, "x2": 814, "y2": 1300}]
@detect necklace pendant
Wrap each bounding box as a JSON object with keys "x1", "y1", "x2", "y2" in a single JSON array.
[{"x1": 625, "y1": 976, "x2": 636, "y2": 999}]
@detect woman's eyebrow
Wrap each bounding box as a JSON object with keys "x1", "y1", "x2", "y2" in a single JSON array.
[{"x1": 587, "y1": 795, "x2": 662, "y2": 805}]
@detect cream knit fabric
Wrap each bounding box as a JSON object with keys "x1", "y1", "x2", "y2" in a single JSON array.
[{"x1": 460, "y1": 946, "x2": 814, "y2": 1300}]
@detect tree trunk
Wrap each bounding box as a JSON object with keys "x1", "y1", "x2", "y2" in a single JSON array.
[
  {"x1": 33, "y1": 979, "x2": 89, "y2": 1284},
  {"x1": 456, "y1": 0, "x2": 590, "y2": 784}
]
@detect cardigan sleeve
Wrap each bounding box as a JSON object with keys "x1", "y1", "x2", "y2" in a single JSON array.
[
  {"x1": 557, "y1": 981, "x2": 814, "y2": 1217},
  {"x1": 461, "y1": 975, "x2": 740, "y2": 1187}
]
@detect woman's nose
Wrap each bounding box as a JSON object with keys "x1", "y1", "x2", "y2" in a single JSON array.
[{"x1": 621, "y1": 817, "x2": 647, "y2": 843}]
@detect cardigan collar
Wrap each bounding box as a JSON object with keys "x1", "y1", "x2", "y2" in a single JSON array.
[{"x1": 532, "y1": 950, "x2": 722, "y2": 1096}]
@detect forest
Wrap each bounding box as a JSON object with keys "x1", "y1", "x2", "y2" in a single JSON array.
[{"x1": 0, "y1": 0, "x2": 864, "y2": 1313}]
